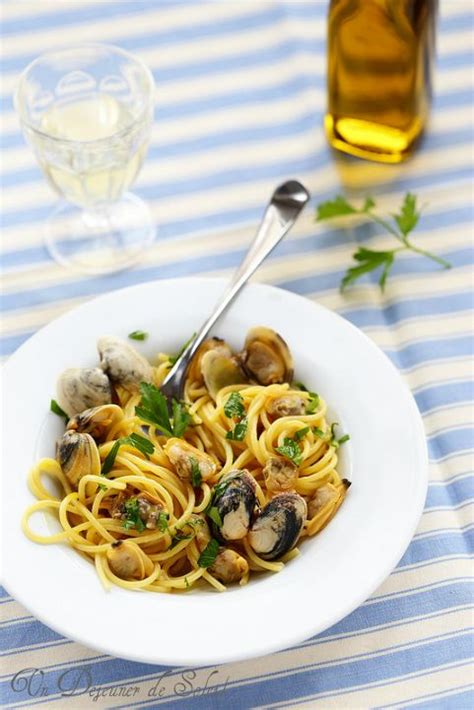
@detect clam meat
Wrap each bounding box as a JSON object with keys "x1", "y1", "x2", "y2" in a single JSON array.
[
  {"x1": 212, "y1": 470, "x2": 257, "y2": 541},
  {"x1": 106, "y1": 540, "x2": 154, "y2": 580},
  {"x1": 56, "y1": 367, "x2": 112, "y2": 419},
  {"x1": 267, "y1": 394, "x2": 306, "y2": 418},
  {"x1": 164, "y1": 438, "x2": 218, "y2": 482},
  {"x1": 248, "y1": 492, "x2": 307, "y2": 560},
  {"x1": 209, "y1": 548, "x2": 249, "y2": 583},
  {"x1": 186, "y1": 337, "x2": 232, "y2": 384},
  {"x1": 241, "y1": 326, "x2": 293, "y2": 385},
  {"x1": 112, "y1": 492, "x2": 166, "y2": 530},
  {"x1": 67, "y1": 404, "x2": 123, "y2": 442},
  {"x1": 263, "y1": 456, "x2": 298, "y2": 493},
  {"x1": 57, "y1": 430, "x2": 101, "y2": 487},
  {"x1": 98, "y1": 336, "x2": 153, "y2": 391}
]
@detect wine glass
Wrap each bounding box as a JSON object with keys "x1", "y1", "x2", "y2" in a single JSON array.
[{"x1": 15, "y1": 44, "x2": 156, "y2": 274}]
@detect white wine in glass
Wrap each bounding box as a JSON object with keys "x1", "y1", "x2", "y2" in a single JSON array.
[{"x1": 15, "y1": 45, "x2": 156, "y2": 274}]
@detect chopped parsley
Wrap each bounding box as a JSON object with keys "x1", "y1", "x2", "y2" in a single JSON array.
[
  {"x1": 294, "y1": 427, "x2": 310, "y2": 442},
  {"x1": 122, "y1": 498, "x2": 146, "y2": 532},
  {"x1": 198, "y1": 538, "x2": 220, "y2": 568},
  {"x1": 275, "y1": 437, "x2": 303, "y2": 466},
  {"x1": 329, "y1": 423, "x2": 351, "y2": 449},
  {"x1": 224, "y1": 392, "x2": 245, "y2": 419},
  {"x1": 156, "y1": 512, "x2": 169, "y2": 532},
  {"x1": 226, "y1": 416, "x2": 248, "y2": 441},
  {"x1": 135, "y1": 382, "x2": 191, "y2": 438},
  {"x1": 168, "y1": 333, "x2": 196, "y2": 367},
  {"x1": 128, "y1": 330, "x2": 148, "y2": 341},
  {"x1": 101, "y1": 433, "x2": 154, "y2": 476},
  {"x1": 292, "y1": 382, "x2": 319, "y2": 414},
  {"x1": 50, "y1": 399, "x2": 68, "y2": 421},
  {"x1": 313, "y1": 424, "x2": 350, "y2": 448},
  {"x1": 207, "y1": 506, "x2": 223, "y2": 528},
  {"x1": 190, "y1": 457, "x2": 202, "y2": 487},
  {"x1": 306, "y1": 392, "x2": 320, "y2": 414}
]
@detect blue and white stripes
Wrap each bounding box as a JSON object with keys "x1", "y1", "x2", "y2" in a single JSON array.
[{"x1": 1, "y1": 0, "x2": 473, "y2": 708}]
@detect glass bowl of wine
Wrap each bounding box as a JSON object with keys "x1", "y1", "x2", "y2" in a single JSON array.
[{"x1": 15, "y1": 44, "x2": 156, "y2": 274}]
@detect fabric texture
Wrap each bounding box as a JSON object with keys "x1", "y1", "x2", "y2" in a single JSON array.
[{"x1": 1, "y1": 1, "x2": 473, "y2": 708}]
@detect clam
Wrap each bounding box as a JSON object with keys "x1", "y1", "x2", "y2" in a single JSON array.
[
  {"x1": 241, "y1": 326, "x2": 293, "y2": 385},
  {"x1": 97, "y1": 336, "x2": 153, "y2": 391},
  {"x1": 248, "y1": 492, "x2": 307, "y2": 560},
  {"x1": 164, "y1": 438, "x2": 218, "y2": 482},
  {"x1": 307, "y1": 480, "x2": 351, "y2": 519},
  {"x1": 209, "y1": 548, "x2": 249, "y2": 583},
  {"x1": 186, "y1": 337, "x2": 232, "y2": 384},
  {"x1": 106, "y1": 540, "x2": 154, "y2": 580},
  {"x1": 263, "y1": 457, "x2": 298, "y2": 493},
  {"x1": 56, "y1": 367, "x2": 112, "y2": 418},
  {"x1": 212, "y1": 470, "x2": 257, "y2": 541},
  {"x1": 201, "y1": 349, "x2": 248, "y2": 401},
  {"x1": 267, "y1": 394, "x2": 306, "y2": 418},
  {"x1": 111, "y1": 492, "x2": 166, "y2": 530},
  {"x1": 67, "y1": 404, "x2": 123, "y2": 442},
  {"x1": 57, "y1": 430, "x2": 101, "y2": 487}
]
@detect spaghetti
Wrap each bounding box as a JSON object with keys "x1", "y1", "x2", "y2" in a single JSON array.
[{"x1": 23, "y1": 328, "x2": 350, "y2": 593}]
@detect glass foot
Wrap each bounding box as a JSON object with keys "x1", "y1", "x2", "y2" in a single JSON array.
[{"x1": 45, "y1": 192, "x2": 156, "y2": 275}]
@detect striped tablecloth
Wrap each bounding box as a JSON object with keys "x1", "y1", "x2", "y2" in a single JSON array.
[{"x1": 1, "y1": 1, "x2": 473, "y2": 708}]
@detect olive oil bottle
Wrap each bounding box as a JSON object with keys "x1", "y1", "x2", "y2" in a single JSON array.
[{"x1": 326, "y1": 0, "x2": 437, "y2": 163}]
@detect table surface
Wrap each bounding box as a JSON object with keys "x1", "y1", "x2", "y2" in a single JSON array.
[{"x1": 1, "y1": 1, "x2": 473, "y2": 708}]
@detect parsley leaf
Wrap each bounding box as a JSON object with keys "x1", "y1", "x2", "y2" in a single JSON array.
[
  {"x1": 275, "y1": 437, "x2": 303, "y2": 466},
  {"x1": 190, "y1": 457, "x2": 202, "y2": 487},
  {"x1": 207, "y1": 506, "x2": 223, "y2": 528},
  {"x1": 135, "y1": 383, "x2": 191, "y2": 438},
  {"x1": 101, "y1": 433, "x2": 154, "y2": 475},
  {"x1": 393, "y1": 193, "x2": 419, "y2": 237},
  {"x1": 122, "y1": 498, "x2": 146, "y2": 532},
  {"x1": 172, "y1": 398, "x2": 192, "y2": 438},
  {"x1": 157, "y1": 512, "x2": 169, "y2": 532},
  {"x1": 226, "y1": 416, "x2": 248, "y2": 441},
  {"x1": 50, "y1": 399, "x2": 68, "y2": 421},
  {"x1": 329, "y1": 423, "x2": 351, "y2": 449},
  {"x1": 341, "y1": 247, "x2": 395, "y2": 293},
  {"x1": 316, "y1": 192, "x2": 451, "y2": 291},
  {"x1": 294, "y1": 427, "x2": 310, "y2": 442},
  {"x1": 224, "y1": 392, "x2": 245, "y2": 419},
  {"x1": 313, "y1": 427, "x2": 326, "y2": 439},
  {"x1": 168, "y1": 333, "x2": 196, "y2": 367},
  {"x1": 101, "y1": 440, "x2": 122, "y2": 476},
  {"x1": 306, "y1": 392, "x2": 320, "y2": 413},
  {"x1": 128, "y1": 330, "x2": 148, "y2": 341},
  {"x1": 198, "y1": 538, "x2": 220, "y2": 568}
]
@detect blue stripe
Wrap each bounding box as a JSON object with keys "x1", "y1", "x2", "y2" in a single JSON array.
[
  {"x1": 414, "y1": 381, "x2": 474, "y2": 414},
  {"x1": 403, "y1": 688, "x2": 474, "y2": 710},
  {"x1": 385, "y1": 336, "x2": 473, "y2": 371},
  {"x1": 426, "y1": 476, "x2": 474, "y2": 508},
  {"x1": 428, "y1": 428, "x2": 474, "y2": 460}
]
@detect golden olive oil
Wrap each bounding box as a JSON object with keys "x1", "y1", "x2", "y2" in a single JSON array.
[{"x1": 326, "y1": 0, "x2": 437, "y2": 163}]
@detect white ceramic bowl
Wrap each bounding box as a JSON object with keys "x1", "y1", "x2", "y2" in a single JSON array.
[{"x1": 1, "y1": 278, "x2": 427, "y2": 665}]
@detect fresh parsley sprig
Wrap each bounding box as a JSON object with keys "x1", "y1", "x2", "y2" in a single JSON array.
[
  {"x1": 226, "y1": 417, "x2": 248, "y2": 441},
  {"x1": 122, "y1": 498, "x2": 146, "y2": 532},
  {"x1": 316, "y1": 193, "x2": 451, "y2": 292},
  {"x1": 189, "y1": 457, "x2": 202, "y2": 487},
  {"x1": 101, "y1": 433, "x2": 154, "y2": 476},
  {"x1": 135, "y1": 382, "x2": 191, "y2": 438}
]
